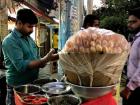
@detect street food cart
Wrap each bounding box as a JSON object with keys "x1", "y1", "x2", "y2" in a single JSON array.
[{"x1": 14, "y1": 27, "x2": 129, "y2": 105}]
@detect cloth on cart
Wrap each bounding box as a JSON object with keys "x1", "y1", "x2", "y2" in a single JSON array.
[{"x1": 81, "y1": 92, "x2": 117, "y2": 105}]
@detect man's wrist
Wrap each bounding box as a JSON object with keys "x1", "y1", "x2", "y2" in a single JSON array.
[
  {"x1": 127, "y1": 80, "x2": 138, "y2": 91},
  {"x1": 126, "y1": 87, "x2": 131, "y2": 91},
  {"x1": 40, "y1": 57, "x2": 48, "y2": 66}
]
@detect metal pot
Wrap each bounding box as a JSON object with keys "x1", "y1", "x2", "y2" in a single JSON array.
[
  {"x1": 42, "y1": 82, "x2": 71, "y2": 95},
  {"x1": 48, "y1": 95, "x2": 81, "y2": 105},
  {"x1": 32, "y1": 78, "x2": 58, "y2": 86},
  {"x1": 14, "y1": 84, "x2": 41, "y2": 95},
  {"x1": 68, "y1": 82, "x2": 116, "y2": 99}
]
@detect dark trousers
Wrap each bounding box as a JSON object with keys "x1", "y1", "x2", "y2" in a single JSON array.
[
  {"x1": 6, "y1": 85, "x2": 15, "y2": 105},
  {"x1": 0, "y1": 76, "x2": 6, "y2": 105},
  {"x1": 123, "y1": 87, "x2": 140, "y2": 105}
]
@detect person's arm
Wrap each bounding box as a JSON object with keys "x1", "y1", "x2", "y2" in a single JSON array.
[
  {"x1": 120, "y1": 61, "x2": 140, "y2": 100},
  {"x1": 127, "y1": 64, "x2": 140, "y2": 91},
  {"x1": 28, "y1": 49, "x2": 59, "y2": 69},
  {"x1": 127, "y1": 39, "x2": 140, "y2": 91},
  {"x1": 2, "y1": 38, "x2": 58, "y2": 72},
  {"x1": 121, "y1": 38, "x2": 140, "y2": 99}
]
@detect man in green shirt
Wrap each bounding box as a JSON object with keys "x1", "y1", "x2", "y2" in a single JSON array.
[{"x1": 2, "y1": 8, "x2": 59, "y2": 105}]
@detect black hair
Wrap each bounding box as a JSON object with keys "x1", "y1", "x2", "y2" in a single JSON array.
[
  {"x1": 82, "y1": 14, "x2": 99, "y2": 28},
  {"x1": 54, "y1": 28, "x2": 58, "y2": 33},
  {"x1": 16, "y1": 8, "x2": 38, "y2": 24},
  {"x1": 129, "y1": 7, "x2": 140, "y2": 19}
]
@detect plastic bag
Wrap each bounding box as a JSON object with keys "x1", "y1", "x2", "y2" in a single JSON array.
[{"x1": 59, "y1": 27, "x2": 129, "y2": 87}]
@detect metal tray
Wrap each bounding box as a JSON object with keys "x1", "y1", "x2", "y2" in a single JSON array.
[{"x1": 42, "y1": 82, "x2": 71, "y2": 95}]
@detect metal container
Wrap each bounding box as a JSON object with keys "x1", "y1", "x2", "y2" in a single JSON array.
[
  {"x1": 68, "y1": 82, "x2": 116, "y2": 99},
  {"x1": 42, "y1": 82, "x2": 71, "y2": 95},
  {"x1": 47, "y1": 95, "x2": 81, "y2": 105},
  {"x1": 32, "y1": 78, "x2": 58, "y2": 86},
  {"x1": 14, "y1": 84, "x2": 41, "y2": 95}
]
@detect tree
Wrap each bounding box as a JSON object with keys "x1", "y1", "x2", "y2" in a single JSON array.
[
  {"x1": 94, "y1": 0, "x2": 140, "y2": 39},
  {"x1": 100, "y1": 16, "x2": 128, "y2": 37}
]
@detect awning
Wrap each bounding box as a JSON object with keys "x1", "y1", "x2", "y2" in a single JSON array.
[{"x1": 0, "y1": 0, "x2": 58, "y2": 24}]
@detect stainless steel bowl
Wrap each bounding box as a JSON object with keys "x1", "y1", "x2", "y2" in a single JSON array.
[
  {"x1": 32, "y1": 78, "x2": 58, "y2": 86},
  {"x1": 14, "y1": 84, "x2": 41, "y2": 95},
  {"x1": 42, "y1": 82, "x2": 71, "y2": 95},
  {"x1": 68, "y1": 82, "x2": 116, "y2": 99},
  {"x1": 48, "y1": 95, "x2": 81, "y2": 105}
]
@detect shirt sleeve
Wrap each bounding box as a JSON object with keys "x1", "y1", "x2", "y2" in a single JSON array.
[
  {"x1": 127, "y1": 64, "x2": 140, "y2": 91},
  {"x1": 2, "y1": 38, "x2": 31, "y2": 72},
  {"x1": 127, "y1": 38, "x2": 140, "y2": 90}
]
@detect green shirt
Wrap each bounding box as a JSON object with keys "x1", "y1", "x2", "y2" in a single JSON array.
[{"x1": 2, "y1": 28, "x2": 40, "y2": 86}]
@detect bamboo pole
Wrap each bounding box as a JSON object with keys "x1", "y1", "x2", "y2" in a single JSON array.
[{"x1": 87, "y1": 0, "x2": 93, "y2": 14}]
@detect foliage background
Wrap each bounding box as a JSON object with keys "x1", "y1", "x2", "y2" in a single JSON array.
[{"x1": 93, "y1": 0, "x2": 140, "y2": 40}]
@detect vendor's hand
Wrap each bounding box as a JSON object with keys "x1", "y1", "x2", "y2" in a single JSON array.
[
  {"x1": 120, "y1": 87, "x2": 131, "y2": 100},
  {"x1": 43, "y1": 49, "x2": 59, "y2": 62},
  {"x1": 28, "y1": 49, "x2": 59, "y2": 69}
]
